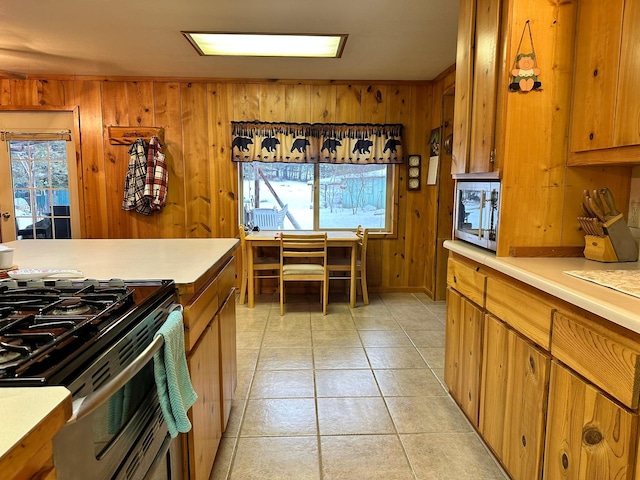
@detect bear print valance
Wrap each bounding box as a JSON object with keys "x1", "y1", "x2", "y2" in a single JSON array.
[{"x1": 231, "y1": 121, "x2": 403, "y2": 164}]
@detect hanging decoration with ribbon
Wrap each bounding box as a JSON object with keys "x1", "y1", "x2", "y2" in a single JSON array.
[{"x1": 509, "y1": 20, "x2": 542, "y2": 93}]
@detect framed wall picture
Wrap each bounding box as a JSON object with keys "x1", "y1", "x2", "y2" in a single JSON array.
[{"x1": 407, "y1": 155, "x2": 421, "y2": 191}]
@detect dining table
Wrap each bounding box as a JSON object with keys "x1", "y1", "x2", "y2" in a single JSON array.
[{"x1": 244, "y1": 230, "x2": 360, "y2": 309}]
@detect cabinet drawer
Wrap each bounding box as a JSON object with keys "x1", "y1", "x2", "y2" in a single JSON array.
[
  {"x1": 183, "y1": 256, "x2": 236, "y2": 351},
  {"x1": 552, "y1": 310, "x2": 640, "y2": 409},
  {"x1": 183, "y1": 276, "x2": 219, "y2": 352},
  {"x1": 447, "y1": 257, "x2": 487, "y2": 307},
  {"x1": 486, "y1": 276, "x2": 554, "y2": 351}
]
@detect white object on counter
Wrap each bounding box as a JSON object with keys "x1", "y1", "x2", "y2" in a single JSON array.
[
  {"x1": 7, "y1": 268, "x2": 84, "y2": 280},
  {"x1": 0, "y1": 245, "x2": 14, "y2": 269}
]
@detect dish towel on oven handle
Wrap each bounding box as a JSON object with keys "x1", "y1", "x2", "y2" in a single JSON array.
[{"x1": 153, "y1": 310, "x2": 198, "y2": 438}]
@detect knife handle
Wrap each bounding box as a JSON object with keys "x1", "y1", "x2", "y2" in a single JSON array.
[
  {"x1": 599, "y1": 187, "x2": 620, "y2": 216},
  {"x1": 588, "y1": 197, "x2": 605, "y2": 222}
]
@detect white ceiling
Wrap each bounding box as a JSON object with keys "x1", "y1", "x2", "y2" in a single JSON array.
[{"x1": 0, "y1": 0, "x2": 459, "y2": 81}]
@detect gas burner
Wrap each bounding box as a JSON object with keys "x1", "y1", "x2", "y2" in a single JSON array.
[
  {"x1": 50, "y1": 298, "x2": 93, "y2": 316},
  {"x1": 0, "y1": 340, "x2": 30, "y2": 365},
  {"x1": 0, "y1": 349, "x2": 22, "y2": 364}
]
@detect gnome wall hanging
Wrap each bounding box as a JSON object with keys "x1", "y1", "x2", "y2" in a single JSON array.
[{"x1": 509, "y1": 20, "x2": 541, "y2": 92}]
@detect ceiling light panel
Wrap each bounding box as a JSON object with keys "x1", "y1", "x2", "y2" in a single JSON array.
[{"x1": 183, "y1": 32, "x2": 347, "y2": 58}]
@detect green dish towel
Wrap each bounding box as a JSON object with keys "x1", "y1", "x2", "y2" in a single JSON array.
[{"x1": 153, "y1": 310, "x2": 198, "y2": 438}]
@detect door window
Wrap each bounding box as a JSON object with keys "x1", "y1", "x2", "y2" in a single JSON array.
[{"x1": 0, "y1": 112, "x2": 80, "y2": 242}]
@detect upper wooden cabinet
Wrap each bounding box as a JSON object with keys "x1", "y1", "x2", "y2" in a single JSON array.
[
  {"x1": 452, "y1": 0, "x2": 503, "y2": 175},
  {"x1": 569, "y1": 0, "x2": 640, "y2": 165}
]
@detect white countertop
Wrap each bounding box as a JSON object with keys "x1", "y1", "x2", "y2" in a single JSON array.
[
  {"x1": 444, "y1": 240, "x2": 640, "y2": 334},
  {"x1": 2, "y1": 238, "x2": 238, "y2": 285},
  {"x1": 0, "y1": 386, "x2": 71, "y2": 458}
]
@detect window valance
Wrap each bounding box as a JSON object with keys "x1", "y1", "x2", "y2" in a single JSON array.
[{"x1": 231, "y1": 121, "x2": 403, "y2": 164}]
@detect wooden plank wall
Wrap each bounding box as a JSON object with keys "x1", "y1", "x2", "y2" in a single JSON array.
[{"x1": 0, "y1": 74, "x2": 454, "y2": 295}]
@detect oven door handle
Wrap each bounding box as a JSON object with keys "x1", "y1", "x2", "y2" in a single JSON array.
[{"x1": 67, "y1": 303, "x2": 184, "y2": 424}]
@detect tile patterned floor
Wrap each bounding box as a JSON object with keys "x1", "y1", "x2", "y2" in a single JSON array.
[{"x1": 210, "y1": 292, "x2": 508, "y2": 480}]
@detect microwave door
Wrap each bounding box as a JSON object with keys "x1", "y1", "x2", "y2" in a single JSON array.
[{"x1": 456, "y1": 187, "x2": 488, "y2": 248}]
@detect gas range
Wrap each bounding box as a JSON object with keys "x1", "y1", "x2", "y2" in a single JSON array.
[{"x1": 0, "y1": 277, "x2": 176, "y2": 387}]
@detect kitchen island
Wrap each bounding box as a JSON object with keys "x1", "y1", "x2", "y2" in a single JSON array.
[
  {"x1": 443, "y1": 240, "x2": 640, "y2": 480},
  {"x1": 0, "y1": 238, "x2": 239, "y2": 480}
]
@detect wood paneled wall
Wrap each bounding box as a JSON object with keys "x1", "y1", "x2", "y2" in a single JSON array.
[{"x1": 0, "y1": 73, "x2": 455, "y2": 295}]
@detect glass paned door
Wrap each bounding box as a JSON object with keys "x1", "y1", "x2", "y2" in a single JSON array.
[{"x1": 0, "y1": 111, "x2": 80, "y2": 242}]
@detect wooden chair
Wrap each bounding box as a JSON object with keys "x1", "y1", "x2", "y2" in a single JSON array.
[
  {"x1": 328, "y1": 225, "x2": 369, "y2": 305},
  {"x1": 238, "y1": 225, "x2": 280, "y2": 304},
  {"x1": 279, "y1": 232, "x2": 328, "y2": 316}
]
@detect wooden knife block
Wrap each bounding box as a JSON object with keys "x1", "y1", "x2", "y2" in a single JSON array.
[{"x1": 583, "y1": 235, "x2": 618, "y2": 262}]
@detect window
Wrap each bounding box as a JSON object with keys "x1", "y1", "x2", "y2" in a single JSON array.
[
  {"x1": 240, "y1": 162, "x2": 393, "y2": 231},
  {"x1": 233, "y1": 121, "x2": 402, "y2": 232}
]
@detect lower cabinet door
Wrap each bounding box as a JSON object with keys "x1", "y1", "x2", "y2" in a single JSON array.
[
  {"x1": 219, "y1": 292, "x2": 237, "y2": 431},
  {"x1": 544, "y1": 361, "x2": 638, "y2": 480},
  {"x1": 481, "y1": 315, "x2": 550, "y2": 480},
  {"x1": 187, "y1": 321, "x2": 222, "y2": 480},
  {"x1": 444, "y1": 287, "x2": 483, "y2": 426}
]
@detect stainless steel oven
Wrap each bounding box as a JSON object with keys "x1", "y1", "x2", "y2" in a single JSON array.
[
  {"x1": 0, "y1": 278, "x2": 183, "y2": 480},
  {"x1": 53, "y1": 296, "x2": 184, "y2": 480},
  {"x1": 454, "y1": 180, "x2": 501, "y2": 251}
]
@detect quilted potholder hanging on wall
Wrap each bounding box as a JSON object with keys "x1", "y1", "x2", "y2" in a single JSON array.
[{"x1": 509, "y1": 20, "x2": 541, "y2": 92}]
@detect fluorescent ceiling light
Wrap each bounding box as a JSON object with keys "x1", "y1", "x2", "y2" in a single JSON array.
[{"x1": 183, "y1": 32, "x2": 347, "y2": 58}]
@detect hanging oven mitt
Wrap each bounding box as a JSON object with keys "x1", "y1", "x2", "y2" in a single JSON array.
[{"x1": 153, "y1": 310, "x2": 198, "y2": 438}]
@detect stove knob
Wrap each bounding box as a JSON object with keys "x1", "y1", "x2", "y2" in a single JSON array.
[
  {"x1": 27, "y1": 279, "x2": 46, "y2": 289},
  {"x1": 108, "y1": 278, "x2": 126, "y2": 287},
  {"x1": 54, "y1": 279, "x2": 73, "y2": 288},
  {"x1": 83, "y1": 278, "x2": 100, "y2": 287},
  {"x1": 0, "y1": 279, "x2": 19, "y2": 289}
]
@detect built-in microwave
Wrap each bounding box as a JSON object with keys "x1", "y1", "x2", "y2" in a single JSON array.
[{"x1": 454, "y1": 180, "x2": 501, "y2": 251}]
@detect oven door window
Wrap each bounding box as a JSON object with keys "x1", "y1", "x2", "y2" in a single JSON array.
[{"x1": 93, "y1": 361, "x2": 155, "y2": 456}]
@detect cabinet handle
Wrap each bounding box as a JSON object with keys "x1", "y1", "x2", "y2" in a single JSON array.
[{"x1": 583, "y1": 427, "x2": 603, "y2": 446}]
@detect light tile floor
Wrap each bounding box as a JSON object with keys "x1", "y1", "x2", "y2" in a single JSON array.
[{"x1": 210, "y1": 292, "x2": 509, "y2": 480}]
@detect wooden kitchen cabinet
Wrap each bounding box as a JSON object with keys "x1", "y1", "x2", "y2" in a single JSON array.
[
  {"x1": 485, "y1": 275, "x2": 555, "y2": 351},
  {"x1": 543, "y1": 361, "x2": 637, "y2": 480},
  {"x1": 186, "y1": 322, "x2": 221, "y2": 480},
  {"x1": 219, "y1": 291, "x2": 237, "y2": 431},
  {"x1": 569, "y1": 0, "x2": 640, "y2": 165},
  {"x1": 452, "y1": 0, "x2": 503, "y2": 175},
  {"x1": 552, "y1": 309, "x2": 640, "y2": 410},
  {"x1": 444, "y1": 287, "x2": 484, "y2": 427},
  {"x1": 480, "y1": 315, "x2": 550, "y2": 480},
  {"x1": 178, "y1": 251, "x2": 237, "y2": 480},
  {"x1": 447, "y1": 256, "x2": 487, "y2": 308}
]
